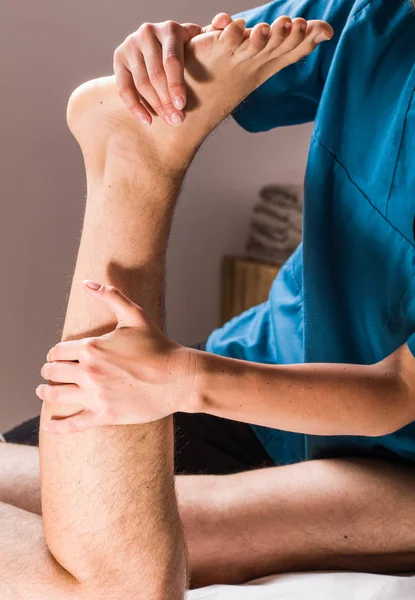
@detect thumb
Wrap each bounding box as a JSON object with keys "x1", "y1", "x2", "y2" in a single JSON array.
[
  {"x1": 183, "y1": 14, "x2": 232, "y2": 41},
  {"x1": 43, "y1": 410, "x2": 104, "y2": 434},
  {"x1": 181, "y1": 23, "x2": 203, "y2": 42},
  {"x1": 83, "y1": 281, "x2": 144, "y2": 327}
]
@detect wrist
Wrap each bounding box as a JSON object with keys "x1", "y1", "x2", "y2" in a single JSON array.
[{"x1": 173, "y1": 348, "x2": 208, "y2": 415}]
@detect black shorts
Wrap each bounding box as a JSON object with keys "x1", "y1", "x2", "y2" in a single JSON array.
[{"x1": 3, "y1": 342, "x2": 274, "y2": 476}]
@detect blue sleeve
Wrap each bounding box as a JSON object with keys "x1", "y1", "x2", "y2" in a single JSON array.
[
  {"x1": 408, "y1": 334, "x2": 415, "y2": 358},
  {"x1": 231, "y1": 0, "x2": 357, "y2": 132}
]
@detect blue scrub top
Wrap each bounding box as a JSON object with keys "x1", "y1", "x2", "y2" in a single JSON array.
[{"x1": 206, "y1": 0, "x2": 415, "y2": 465}]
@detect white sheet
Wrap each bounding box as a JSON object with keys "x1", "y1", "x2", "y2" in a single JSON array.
[{"x1": 189, "y1": 571, "x2": 415, "y2": 600}]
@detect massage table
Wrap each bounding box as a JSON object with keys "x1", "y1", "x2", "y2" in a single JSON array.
[{"x1": 190, "y1": 570, "x2": 415, "y2": 599}]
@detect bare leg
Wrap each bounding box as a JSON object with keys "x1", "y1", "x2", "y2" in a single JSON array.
[
  {"x1": 1, "y1": 444, "x2": 415, "y2": 588},
  {"x1": 40, "y1": 98, "x2": 188, "y2": 600},
  {"x1": 0, "y1": 501, "x2": 78, "y2": 600},
  {"x1": 0, "y1": 18, "x2": 332, "y2": 596},
  {"x1": 38, "y1": 17, "x2": 330, "y2": 600},
  {"x1": 0, "y1": 442, "x2": 40, "y2": 514},
  {"x1": 178, "y1": 457, "x2": 415, "y2": 588}
]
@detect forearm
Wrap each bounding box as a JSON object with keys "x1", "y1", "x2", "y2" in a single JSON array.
[{"x1": 195, "y1": 350, "x2": 413, "y2": 437}]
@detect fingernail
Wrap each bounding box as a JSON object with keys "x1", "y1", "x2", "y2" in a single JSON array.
[
  {"x1": 84, "y1": 280, "x2": 101, "y2": 290},
  {"x1": 173, "y1": 96, "x2": 185, "y2": 110},
  {"x1": 314, "y1": 33, "x2": 330, "y2": 43},
  {"x1": 131, "y1": 108, "x2": 150, "y2": 125},
  {"x1": 170, "y1": 112, "x2": 183, "y2": 126},
  {"x1": 262, "y1": 26, "x2": 271, "y2": 38},
  {"x1": 132, "y1": 109, "x2": 150, "y2": 126},
  {"x1": 234, "y1": 18, "x2": 246, "y2": 31}
]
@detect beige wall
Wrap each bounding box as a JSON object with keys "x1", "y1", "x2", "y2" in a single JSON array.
[{"x1": 0, "y1": 0, "x2": 312, "y2": 431}]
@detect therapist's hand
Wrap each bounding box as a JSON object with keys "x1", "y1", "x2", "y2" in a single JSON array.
[
  {"x1": 37, "y1": 282, "x2": 201, "y2": 434},
  {"x1": 113, "y1": 12, "x2": 233, "y2": 126}
]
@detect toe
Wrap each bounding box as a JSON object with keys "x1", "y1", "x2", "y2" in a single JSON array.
[
  {"x1": 211, "y1": 13, "x2": 233, "y2": 30},
  {"x1": 265, "y1": 16, "x2": 293, "y2": 51},
  {"x1": 303, "y1": 19, "x2": 334, "y2": 50},
  {"x1": 285, "y1": 19, "x2": 334, "y2": 62},
  {"x1": 279, "y1": 17, "x2": 308, "y2": 53},
  {"x1": 247, "y1": 22, "x2": 272, "y2": 55},
  {"x1": 219, "y1": 19, "x2": 247, "y2": 51}
]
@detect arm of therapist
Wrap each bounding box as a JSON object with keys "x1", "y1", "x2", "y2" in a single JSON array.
[{"x1": 37, "y1": 282, "x2": 415, "y2": 438}]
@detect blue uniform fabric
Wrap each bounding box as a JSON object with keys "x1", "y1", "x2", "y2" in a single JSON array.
[{"x1": 206, "y1": 0, "x2": 415, "y2": 465}]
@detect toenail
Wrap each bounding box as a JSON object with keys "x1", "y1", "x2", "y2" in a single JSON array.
[
  {"x1": 234, "y1": 18, "x2": 246, "y2": 31},
  {"x1": 171, "y1": 112, "x2": 183, "y2": 126},
  {"x1": 262, "y1": 26, "x2": 271, "y2": 38},
  {"x1": 284, "y1": 22, "x2": 292, "y2": 31},
  {"x1": 314, "y1": 33, "x2": 330, "y2": 43},
  {"x1": 173, "y1": 96, "x2": 185, "y2": 110}
]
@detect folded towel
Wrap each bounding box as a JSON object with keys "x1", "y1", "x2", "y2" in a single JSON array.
[{"x1": 246, "y1": 184, "x2": 303, "y2": 265}]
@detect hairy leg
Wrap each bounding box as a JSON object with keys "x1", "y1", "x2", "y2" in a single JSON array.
[
  {"x1": 0, "y1": 18, "x2": 332, "y2": 597},
  {"x1": 178, "y1": 457, "x2": 415, "y2": 588},
  {"x1": 40, "y1": 107, "x2": 188, "y2": 600},
  {"x1": 39, "y1": 19, "x2": 331, "y2": 598},
  {"x1": 1, "y1": 444, "x2": 415, "y2": 588},
  {"x1": 0, "y1": 442, "x2": 40, "y2": 514},
  {"x1": 0, "y1": 501, "x2": 79, "y2": 599}
]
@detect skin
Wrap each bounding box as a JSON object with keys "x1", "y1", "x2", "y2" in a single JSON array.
[
  {"x1": 38, "y1": 17, "x2": 337, "y2": 438},
  {"x1": 0, "y1": 16, "x2": 333, "y2": 599},
  {"x1": 38, "y1": 284, "x2": 415, "y2": 438},
  {"x1": 3, "y1": 14, "x2": 415, "y2": 591},
  {"x1": 113, "y1": 12, "x2": 331, "y2": 126},
  {"x1": 3, "y1": 447, "x2": 415, "y2": 589},
  {"x1": 113, "y1": 13, "x2": 234, "y2": 125}
]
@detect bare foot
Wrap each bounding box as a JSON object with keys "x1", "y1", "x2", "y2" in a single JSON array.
[{"x1": 67, "y1": 17, "x2": 333, "y2": 176}]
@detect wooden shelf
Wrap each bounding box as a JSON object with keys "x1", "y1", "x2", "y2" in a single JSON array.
[{"x1": 221, "y1": 256, "x2": 280, "y2": 325}]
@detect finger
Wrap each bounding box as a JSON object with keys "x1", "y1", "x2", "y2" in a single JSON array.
[
  {"x1": 41, "y1": 361, "x2": 83, "y2": 385},
  {"x1": 142, "y1": 34, "x2": 183, "y2": 125},
  {"x1": 36, "y1": 383, "x2": 82, "y2": 405},
  {"x1": 113, "y1": 60, "x2": 152, "y2": 126},
  {"x1": 47, "y1": 340, "x2": 85, "y2": 362},
  {"x1": 124, "y1": 51, "x2": 170, "y2": 123},
  {"x1": 42, "y1": 410, "x2": 104, "y2": 435},
  {"x1": 162, "y1": 30, "x2": 187, "y2": 111},
  {"x1": 83, "y1": 281, "x2": 145, "y2": 327},
  {"x1": 181, "y1": 23, "x2": 203, "y2": 40}
]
